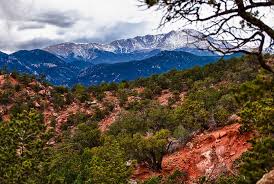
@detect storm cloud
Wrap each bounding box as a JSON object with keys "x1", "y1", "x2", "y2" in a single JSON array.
[
  {"x1": 17, "y1": 23, "x2": 45, "y2": 31},
  {"x1": 0, "y1": 37, "x2": 64, "y2": 53},
  {"x1": 0, "y1": 0, "x2": 169, "y2": 52},
  {"x1": 15, "y1": 38, "x2": 64, "y2": 51},
  {"x1": 31, "y1": 11, "x2": 80, "y2": 28},
  {"x1": 73, "y1": 21, "x2": 150, "y2": 43}
]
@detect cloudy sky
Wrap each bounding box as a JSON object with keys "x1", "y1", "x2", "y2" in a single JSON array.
[
  {"x1": 1, "y1": 0, "x2": 273, "y2": 53},
  {"x1": 0, "y1": 0, "x2": 183, "y2": 53}
]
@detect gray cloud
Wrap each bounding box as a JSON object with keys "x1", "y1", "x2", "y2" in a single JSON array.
[
  {"x1": 0, "y1": 1, "x2": 79, "y2": 28},
  {"x1": 101, "y1": 21, "x2": 150, "y2": 42},
  {"x1": 0, "y1": 0, "x2": 28, "y2": 20},
  {"x1": 0, "y1": 21, "x2": 150, "y2": 52},
  {"x1": 0, "y1": 37, "x2": 62, "y2": 53},
  {"x1": 31, "y1": 11, "x2": 80, "y2": 28},
  {"x1": 16, "y1": 10, "x2": 79, "y2": 31},
  {"x1": 15, "y1": 38, "x2": 63, "y2": 51},
  {"x1": 17, "y1": 23, "x2": 45, "y2": 31},
  {"x1": 0, "y1": 0, "x2": 157, "y2": 52},
  {"x1": 12, "y1": 21, "x2": 149, "y2": 50},
  {"x1": 74, "y1": 21, "x2": 150, "y2": 43}
]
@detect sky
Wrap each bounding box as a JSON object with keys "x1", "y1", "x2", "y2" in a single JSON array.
[
  {"x1": 0, "y1": 0, "x2": 273, "y2": 53},
  {"x1": 0, "y1": 0, "x2": 182, "y2": 53}
]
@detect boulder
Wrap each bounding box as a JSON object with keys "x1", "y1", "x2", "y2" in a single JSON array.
[{"x1": 257, "y1": 169, "x2": 274, "y2": 184}]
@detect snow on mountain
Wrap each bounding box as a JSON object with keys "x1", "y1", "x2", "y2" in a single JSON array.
[
  {"x1": 0, "y1": 51, "x2": 8, "y2": 57},
  {"x1": 44, "y1": 29, "x2": 223, "y2": 64},
  {"x1": 0, "y1": 51, "x2": 9, "y2": 62},
  {"x1": 45, "y1": 42, "x2": 116, "y2": 61},
  {"x1": 110, "y1": 33, "x2": 165, "y2": 53},
  {"x1": 0, "y1": 29, "x2": 239, "y2": 86}
]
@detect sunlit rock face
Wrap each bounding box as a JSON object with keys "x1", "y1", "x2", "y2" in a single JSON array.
[{"x1": 257, "y1": 170, "x2": 274, "y2": 184}]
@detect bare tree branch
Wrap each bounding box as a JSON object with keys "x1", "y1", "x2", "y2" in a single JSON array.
[{"x1": 143, "y1": 0, "x2": 274, "y2": 73}]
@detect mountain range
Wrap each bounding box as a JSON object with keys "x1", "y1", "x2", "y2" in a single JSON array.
[
  {"x1": 44, "y1": 29, "x2": 221, "y2": 64},
  {"x1": 0, "y1": 29, "x2": 239, "y2": 86},
  {"x1": 75, "y1": 51, "x2": 241, "y2": 86}
]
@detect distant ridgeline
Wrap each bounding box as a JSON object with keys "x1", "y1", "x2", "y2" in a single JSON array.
[{"x1": 0, "y1": 30, "x2": 242, "y2": 87}]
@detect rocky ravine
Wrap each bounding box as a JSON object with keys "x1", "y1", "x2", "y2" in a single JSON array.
[{"x1": 132, "y1": 123, "x2": 254, "y2": 183}]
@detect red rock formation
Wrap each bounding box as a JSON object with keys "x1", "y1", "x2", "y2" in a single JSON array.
[
  {"x1": 257, "y1": 169, "x2": 274, "y2": 184},
  {"x1": 98, "y1": 106, "x2": 121, "y2": 132},
  {"x1": 133, "y1": 123, "x2": 254, "y2": 183}
]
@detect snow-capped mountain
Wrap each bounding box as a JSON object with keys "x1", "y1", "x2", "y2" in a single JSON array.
[
  {"x1": 44, "y1": 29, "x2": 222, "y2": 65},
  {"x1": 0, "y1": 51, "x2": 8, "y2": 62},
  {"x1": 0, "y1": 29, "x2": 239, "y2": 86}
]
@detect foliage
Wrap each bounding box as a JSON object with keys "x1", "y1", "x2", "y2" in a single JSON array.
[
  {"x1": 117, "y1": 89, "x2": 129, "y2": 106},
  {"x1": 0, "y1": 54, "x2": 273, "y2": 183},
  {"x1": 70, "y1": 122, "x2": 101, "y2": 151},
  {"x1": 47, "y1": 145, "x2": 92, "y2": 183},
  {"x1": 236, "y1": 137, "x2": 274, "y2": 184},
  {"x1": 240, "y1": 98, "x2": 274, "y2": 134},
  {"x1": 72, "y1": 84, "x2": 89, "y2": 103},
  {"x1": 118, "y1": 129, "x2": 170, "y2": 171},
  {"x1": 87, "y1": 138, "x2": 132, "y2": 184},
  {"x1": 173, "y1": 100, "x2": 210, "y2": 130},
  {"x1": 52, "y1": 92, "x2": 66, "y2": 109},
  {"x1": 47, "y1": 122, "x2": 101, "y2": 183},
  {"x1": 61, "y1": 112, "x2": 89, "y2": 131},
  {"x1": 109, "y1": 103, "x2": 173, "y2": 135},
  {"x1": 143, "y1": 170, "x2": 187, "y2": 184},
  {"x1": 0, "y1": 110, "x2": 51, "y2": 184},
  {"x1": 215, "y1": 70, "x2": 274, "y2": 183},
  {"x1": 0, "y1": 91, "x2": 12, "y2": 105},
  {"x1": 173, "y1": 125, "x2": 191, "y2": 144},
  {"x1": 48, "y1": 133, "x2": 131, "y2": 184},
  {"x1": 143, "y1": 176, "x2": 162, "y2": 184}
]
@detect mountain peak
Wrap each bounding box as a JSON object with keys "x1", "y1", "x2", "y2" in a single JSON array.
[
  {"x1": 0, "y1": 51, "x2": 8, "y2": 57},
  {"x1": 44, "y1": 29, "x2": 220, "y2": 60}
]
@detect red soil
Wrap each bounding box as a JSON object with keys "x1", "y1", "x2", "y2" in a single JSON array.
[
  {"x1": 54, "y1": 102, "x2": 93, "y2": 133},
  {"x1": 134, "y1": 87, "x2": 145, "y2": 94},
  {"x1": 0, "y1": 75, "x2": 4, "y2": 85},
  {"x1": 98, "y1": 106, "x2": 121, "y2": 132},
  {"x1": 98, "y1": 91, "x2": 122, "y2": 132},
  {"x1": 132, "y1": 123, "x2": 253, "y2": 183},
  {"x1": 0, "y1": 75, "x2": 18, "y2": 86},
  {"x1": 156, "y1": 90, "x2": 173, "y2": 106},
  {"x1": 156, "y1": 90, "x2": 187, "y2": 107}
]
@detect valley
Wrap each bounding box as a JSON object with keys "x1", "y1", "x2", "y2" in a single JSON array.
[
  {"x1": 0, "y1": 0, "x2": 274, "y2": 183},
  {"x1": 0, "y1": 55, "x2": 273, "y2": 183}
]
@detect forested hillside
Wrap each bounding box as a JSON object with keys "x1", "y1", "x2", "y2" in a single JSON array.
[{"x1": 0, "y1": 55, "x2": 273, "y2": 184}]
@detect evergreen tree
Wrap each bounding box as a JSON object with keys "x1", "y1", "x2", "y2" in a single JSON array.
[{"x1": 0, "y1": 110, "x2": 51, "y2": 183}]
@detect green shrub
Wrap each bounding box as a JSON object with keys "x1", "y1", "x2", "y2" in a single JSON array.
[
  {"x1": 165, "y1": 170, "x2": 188, "y2": 184},
  {"x1": 143, "y1": 176, "x2": 162, "y2": 184},
  {"x1": 54, "y1": 86, "x2": 68, "y2": 94},
  {"x1": 14, "y1": 84, "x2": 21, "y2": 92},
  {"x1": 173, "y1": 125, "x2": 191, "y2": 144},
  {"x1": 0, "y1": 92, "x2": 11, "y2": 105},
  {"x1": 52, "y1": 93, "x2": 66, "y2": 109},
  {"x1": 0, "y1": 110, "x2": 50, "y2": 183},
  {"x1": 67, "y1": 113, "x2": 88, "y2": 127}
]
